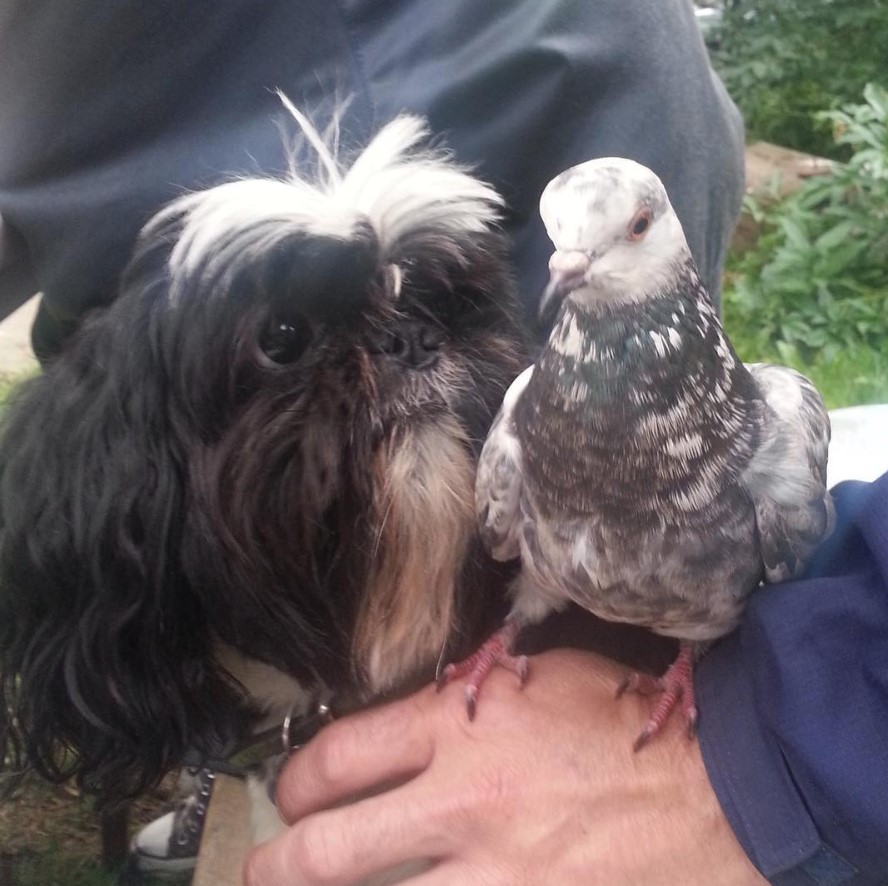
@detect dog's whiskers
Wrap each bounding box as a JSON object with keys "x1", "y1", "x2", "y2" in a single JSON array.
[{"x1": 372, "y1": 489, "x2": 396, "y2": 560}]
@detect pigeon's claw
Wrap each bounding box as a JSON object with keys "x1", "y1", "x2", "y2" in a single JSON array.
[
  {"x1": 618, "y1": 642, "x2": 697, "y2": 752},
  {"x1": 439, "y1": 622, "x2": 527, "y2": 721}
]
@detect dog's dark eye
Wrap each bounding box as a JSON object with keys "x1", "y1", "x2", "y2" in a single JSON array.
[{"x1": 258, "y1": 314, "x2": 314, "y2": 365}]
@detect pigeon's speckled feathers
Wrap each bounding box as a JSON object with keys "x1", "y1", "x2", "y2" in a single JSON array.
[
  {"x1": 476, "y1": 158, "x2": 835, "y2": 646},
  {"x1": 475, "y1": 366, "x2": 533, "y2": 563},
  {"x1": 742, "y1": 363, "x2": 833, "y2": 582}
]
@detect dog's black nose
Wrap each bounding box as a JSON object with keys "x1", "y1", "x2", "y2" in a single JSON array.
[{"x1": 367, "y1": 319, "x2": 444, "y2": 369}]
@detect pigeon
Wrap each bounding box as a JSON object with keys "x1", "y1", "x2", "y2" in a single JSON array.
[{"x1": 444, "y1": 157, "x2": 835, "y2": 748}]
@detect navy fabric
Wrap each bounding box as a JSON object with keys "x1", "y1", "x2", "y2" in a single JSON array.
[
  {"x1": 698, "y1": 472, "x2": 888, "y2": 884},
  {"x1": 0, "y1": 0, "x2": 744, "y2": 357}
]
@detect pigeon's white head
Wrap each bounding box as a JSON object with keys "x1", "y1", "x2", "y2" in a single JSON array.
[{"x1": 539, "y1": 157, "x2": 690, "y2": 317}]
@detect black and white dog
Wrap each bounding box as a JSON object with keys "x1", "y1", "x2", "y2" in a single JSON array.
[{"x1": 0, "y1": 107, "x2": 527, "y2": 830}]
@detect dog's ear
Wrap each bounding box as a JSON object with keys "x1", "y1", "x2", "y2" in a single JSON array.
[{"x1": 0, "y1": 293, "x2": 248, "y2": 802}]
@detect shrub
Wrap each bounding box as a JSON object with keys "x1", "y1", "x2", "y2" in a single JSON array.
[
  {"x1": 712, "y1": 0, "x2": 888, "y2": 158},
  {"x1": 724, "y1": 85, "x2": 888, "y2": 405}
]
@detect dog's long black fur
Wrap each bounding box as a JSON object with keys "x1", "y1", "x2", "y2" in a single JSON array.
[{"x1": 0, "y1": 115, "x2": 527, "y2": 802}]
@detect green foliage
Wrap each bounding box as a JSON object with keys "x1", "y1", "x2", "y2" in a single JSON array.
[
  {"x1": 712, "y1": 0, "x2": 888, "y2": 157},
  {"x1": 11, "y1": 847, "x2": 120, "y2": 886},
  {"x1": 725, "y1": 307, "x2": 888, "y2": 409},
  {"x1": 724, "y1": 84, "x2": 888, "y2": 406}
]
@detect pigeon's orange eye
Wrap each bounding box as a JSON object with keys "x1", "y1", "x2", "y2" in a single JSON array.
[{"x1": 627, "y1": 207, "x2": 653, "y2": 241}]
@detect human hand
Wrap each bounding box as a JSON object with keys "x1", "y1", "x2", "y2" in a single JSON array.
[{"x1": 244, "y1": 648, "x2": 765, "y2": 885}]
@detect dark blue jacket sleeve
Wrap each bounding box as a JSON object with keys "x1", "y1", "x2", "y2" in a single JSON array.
[{"x1": 697, "y1": 471, "x2": 888, "y2": 885}]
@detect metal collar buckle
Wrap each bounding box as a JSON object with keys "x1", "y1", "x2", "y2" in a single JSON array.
[{"x1": 281, "y1": 700, "x2": 335, "y2": 754}]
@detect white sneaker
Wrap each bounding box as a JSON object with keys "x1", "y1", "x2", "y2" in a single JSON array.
[{"x1": 129, "y1": 768, "x2": 215, "y2": 879}]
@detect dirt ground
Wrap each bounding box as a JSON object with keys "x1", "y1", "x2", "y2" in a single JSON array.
[{"x1": 0, "y1": 771, "x2": 179, "y2": 882}]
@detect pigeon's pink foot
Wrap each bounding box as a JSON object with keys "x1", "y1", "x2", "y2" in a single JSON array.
[
  {"x1": 616, "y1": 642, "x2": 697, "y2": 752},
  {"x1": 438, "y1": 622, "x2": 527, "y2": 720}
]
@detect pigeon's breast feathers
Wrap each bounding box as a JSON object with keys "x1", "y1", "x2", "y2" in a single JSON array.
[{"x1": 524, "y1": 157, "x2": 767, "y2": 523}]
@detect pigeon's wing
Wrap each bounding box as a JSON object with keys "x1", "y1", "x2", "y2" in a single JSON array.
[
  {"x1": 742, "y1": 363, "x2": 835, "y2": 582},
  {"x1": 475, "y1": 366, "x2": 534, "y2": 562}
]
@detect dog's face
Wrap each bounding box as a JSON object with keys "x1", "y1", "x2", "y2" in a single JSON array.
[{"x1": 0, "y1": 116, "x2": 527, "y2": 799}]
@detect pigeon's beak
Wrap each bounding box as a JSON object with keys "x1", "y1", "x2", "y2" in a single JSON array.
[
  {"x1": 538, "y1": 278, "x2": 567, "y2": 326},
  {"x1": 538, "y1": 250, "x2": 591, "y2": 324}
]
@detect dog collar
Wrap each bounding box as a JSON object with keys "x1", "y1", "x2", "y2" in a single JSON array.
[{"x1": 182, "y1": 700, "x2": 336, "y2": 777}]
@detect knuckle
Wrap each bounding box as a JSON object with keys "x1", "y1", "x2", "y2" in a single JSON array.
[
  {"x1": 242, "y1": 848, "x2": 270, "y2": 886},
  {"x1": 290, "y1": 819, "x2": 344, "y2": 882},
  {"x1": 311, "y1": 722, "x2": 356, "y2": 789}
]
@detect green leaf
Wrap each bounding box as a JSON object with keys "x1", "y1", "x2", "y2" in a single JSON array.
[
  {"x1": 814, "y1": 220, "x2": 856, "y2": 252},
  {"x1": 779, "y1": 216, "x2": 812, "y2": 252},
  {"x1": 775, "y1": 340, "x2": 802, "y2": 365},
  {"x1": 863, "y1": 83, "x2": 888, "y2": 120}
]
